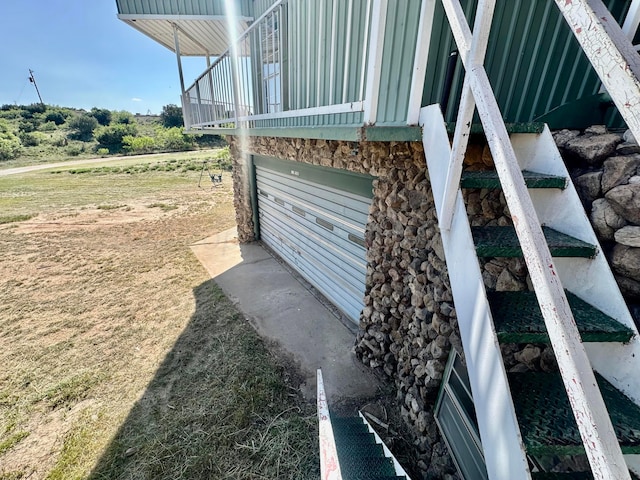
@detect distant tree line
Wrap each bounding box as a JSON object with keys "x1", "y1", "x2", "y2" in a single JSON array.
[{"x1": 0, "y1": 103, "x2": 223, "y2": 161}]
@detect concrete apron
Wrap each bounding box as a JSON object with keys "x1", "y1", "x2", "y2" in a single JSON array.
[{"x1": 190, "y1": 227, "x2": 380, "y2": 402}]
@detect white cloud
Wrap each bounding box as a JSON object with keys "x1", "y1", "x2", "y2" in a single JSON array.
[{"x1": 131, "y1": 97, "x2": 142, "y2": 102}]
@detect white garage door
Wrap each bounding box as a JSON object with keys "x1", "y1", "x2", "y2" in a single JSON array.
[{"x1": 254, "y1": 155, "x2": 373, "y2": 325}]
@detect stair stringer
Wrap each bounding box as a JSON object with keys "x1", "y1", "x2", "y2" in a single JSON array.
[
  {"x1": 510, "y1": 128, "x2": 640, "y2": 475},
  {"x1": 420, "y1": 104, "x2": 531, "y2": 479}
]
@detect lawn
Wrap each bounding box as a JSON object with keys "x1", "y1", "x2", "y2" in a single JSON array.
[{"x1": 0, "y1": 154, "x2": 318, "y2": 479}]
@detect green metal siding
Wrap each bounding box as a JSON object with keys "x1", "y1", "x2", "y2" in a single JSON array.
[
  {"x1": 116, "y1": 0, "x2": 252, "y2": 17},
  {"x1": 422, "y1": 0, "x2": 631, "y2": 127},
  {"x1": 376, "y1": 0, "x2": 422, "y2": 126},
  {"x1": 253, "y1": 0, "x2": 279, "y2": 17},
  {"x1": 247, "y1": 0, "x2": 370, "y2": 129}
]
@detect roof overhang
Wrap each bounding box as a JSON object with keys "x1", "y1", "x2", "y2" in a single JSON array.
[{"x1": 118, "y1": 14, "x2": 253, "y2": 56}]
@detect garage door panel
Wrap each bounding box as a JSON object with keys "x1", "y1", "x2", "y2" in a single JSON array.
[
  {"x1": 259, "y1": 225, "x2": 365, "y2": 321},
  {"x1": 258, "y1": 196, "x2": 367, "y2": 265},
  {"x1": 255, "y1": 159, "x2": 372, "y2": 325},
  {"x1": 258, "y1": 206, "x2": 367, "y2": 286},
  {"x1": 256, "y1": 169, "x2": 370, "y2": 228}
]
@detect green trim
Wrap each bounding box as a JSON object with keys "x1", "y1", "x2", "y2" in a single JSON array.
[
  {"x1": 362, "y1": 126, "x2": 423, "y2": 142},
  {"x1": 253, "y1": 155, "x2": 375, "y2": 199},
  {"x1": 188, "y1": 125, "x2": 426, "y2": 142},
  {"x1": 190, "y1": 126, "x2": 363, "y2": 141},
  {"x1": 461, "y1": 170, "x2": 567, "y2": 190},
  {"x1": 472, "y1": 226, "x2": 596, "y2": 258},
  {"x1": 446, "y1": 122, "x2": 545, "y2": 135}
]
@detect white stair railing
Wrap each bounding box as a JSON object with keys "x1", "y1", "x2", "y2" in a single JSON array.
[
  {"x1": 428, "y1": 1, "x2": 632, "y2": 478},
  {"x1": 554, "y1": 0, "x2": 640, "y2": 142},
  {"x1": 317, "y1": 369, "x2": 343, "y2": 480}
]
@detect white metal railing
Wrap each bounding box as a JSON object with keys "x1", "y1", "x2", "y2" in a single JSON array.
[
  {"x1": 429, "y1": 0, "x2": 637, "y2": 479},
  {"x1": 183, "y1": 0, "x2": 382, "y2": 131},
  {"x1": 317, "y1": 369, "x2": 342, "y2": 480}
]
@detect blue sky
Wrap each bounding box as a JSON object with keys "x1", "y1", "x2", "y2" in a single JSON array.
[{"x1": 0, "y1": 1, "x2": 206, "y2": 114}]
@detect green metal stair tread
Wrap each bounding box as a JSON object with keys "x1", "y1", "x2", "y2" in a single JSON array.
[
  {"x1": 461, "y1": 170, "x2": 567, "y2": 189},
  {"x1": 472, "y1": 226, "x2": 596, "y2": 258},
  {"x1": 446, "y1": 122, "x2": 546, "y2": 134},
  {"x1": 330, "y1": 416, "x2": 365, "y2": 426},
  {"x1": 508, "y1": 372, "x2": 640, "y2": 456},
  {"x1": 489, "y1": 290, "x2": 634, "y2": 343},
  {"x1": 335, "y1": 441, "x2": 385, "y2": 458},
  {"x1": 337, "y1": 456, "x2": 398, "y2": 479},
  {"x1": 332, "y1": 421, "x2": 370, "y2": 436},
  {"x1": 332, "y1": 429, "x2": 377, "y2": 447}
]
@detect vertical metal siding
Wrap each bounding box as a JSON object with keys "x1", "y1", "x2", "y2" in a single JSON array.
[
  {"x1": 253, "y1": 0, "x2": 279, "y2": 17},
  {"x1": 422, "y1": 0, "x2": 631, "y2": 126},
  {"x1": 376, "y1": 0, "x2": 422, "y2": 125},
  {"x1": 255, "y1": 160, "x2": 372, "y2": 324},
  {"x1": 116, "y1": 0, "x2": 253, "y2": 17}
]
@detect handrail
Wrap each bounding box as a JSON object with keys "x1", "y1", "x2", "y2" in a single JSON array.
[
  {"x1": 437, "y1": 0, "x2": 631, "y2": 478},
  {"x1": 554, "y1": 0, "x2": 640, "y2": 143}
]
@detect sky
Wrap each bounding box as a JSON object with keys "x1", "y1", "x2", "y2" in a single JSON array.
[{"x1": 0, "y1": 1, "x2": 207, "y2": 115}]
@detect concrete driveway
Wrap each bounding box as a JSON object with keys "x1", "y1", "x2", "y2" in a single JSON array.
[{"x1": 191, "y1": 227, "x2": 380, "y2": 402}]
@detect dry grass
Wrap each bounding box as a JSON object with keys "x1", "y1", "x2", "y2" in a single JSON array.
[{"x1": 0, "y1": 157, "x2": 318, "y2": 479}]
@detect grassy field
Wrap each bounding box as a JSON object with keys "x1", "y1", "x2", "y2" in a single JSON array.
[{"x1": 0, "y1": 153, "x2": 318, "y2": 479}]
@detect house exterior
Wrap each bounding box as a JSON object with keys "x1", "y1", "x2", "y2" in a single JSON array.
[{"x1": 117, "y1": 1, "x2": 640, "y2": 478}]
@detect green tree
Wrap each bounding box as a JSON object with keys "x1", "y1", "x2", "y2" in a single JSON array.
[
  {"x1": 156, "y1": 126, "x2": 193, "y2": 151},
  {"x1": 160, "y1": 104, "x2": 184, "y2": 128},
  {"x1": 123, "y1": 135, "x2": 156, "y2": 153},
  {"x1": 95, "y1": 123, "x2": 138, "y2": 150},
  {"x1": 45, "y1": 110, "x2": 66, "y2": 125},
  {"x1": 90, "y1": 108, "x2": 112, "y2": 126},
  {"x1": 112, "y1": 110, "x2": 134, "y2": 125},
  {"x1": 0, "y1": 120, "x2": 22, "y2": 160},
  {"x1": 68, "y1": 115, "x2": 98, "y2": 141}
]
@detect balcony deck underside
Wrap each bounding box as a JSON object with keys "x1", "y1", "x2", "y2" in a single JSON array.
[{"x1": 117, "y1": 15, "x2": 252, "y2": 56}]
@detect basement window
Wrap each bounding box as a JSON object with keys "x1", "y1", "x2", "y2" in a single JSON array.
[{"x1": 435, "y1": 349, "x2": 488, "y2": 480}]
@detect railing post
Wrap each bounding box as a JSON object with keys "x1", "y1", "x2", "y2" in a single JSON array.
[
  {"x1": 407, "y1": 0, "x2": 437, "y2": 125},
  {"x1": 439, "y1": 0, "x2": 496, "y2": 231},
  {"x1": 224, "y1": 1, "x2": 243, "y2": 128},
  {"x1": 363, "y1": 0, "x2": 388, "y2": 125},
  {"x1": 173, "y1": 24, "x2": 190, "y2": 129},
  {"x1": 554, "y1": 0, "x2": 640, "y2": 143}
]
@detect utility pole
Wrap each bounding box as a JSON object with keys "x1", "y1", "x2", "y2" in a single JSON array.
[{"x1": 28, "y1": 69, "x2": 44, "y2": 106}]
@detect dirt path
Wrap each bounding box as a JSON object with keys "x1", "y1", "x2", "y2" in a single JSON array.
[{"x1": 0, "y1": 152, "x2": 180, "y2": 177}]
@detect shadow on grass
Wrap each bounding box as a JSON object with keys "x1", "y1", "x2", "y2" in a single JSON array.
[{"x1": 88, "y1": 279, "x2": 318, "y2": 480}]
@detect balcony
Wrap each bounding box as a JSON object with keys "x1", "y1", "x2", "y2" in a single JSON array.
[{"x1": 182, "y1": 0, "x2": 381, "y2": 137}]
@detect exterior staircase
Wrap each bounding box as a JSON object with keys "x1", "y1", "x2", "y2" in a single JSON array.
[
  {"x1": 420, "y1": 104, "x2": 640, "y2": 478},
  {"x1": 317, "y1": 370, "x2": 411, "y2": 480}
]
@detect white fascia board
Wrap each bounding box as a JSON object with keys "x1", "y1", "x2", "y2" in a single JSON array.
[{"x1": 117, "y1": 14, "x2": 252, "y2": 22}]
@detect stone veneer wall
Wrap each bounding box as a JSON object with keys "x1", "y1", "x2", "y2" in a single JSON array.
[
  {"x1": 226, "y1": 135, "x2": 460, "y2": 479},
  {"x1": 555, "y1": 126, "x2": 640, "y2": 316}
]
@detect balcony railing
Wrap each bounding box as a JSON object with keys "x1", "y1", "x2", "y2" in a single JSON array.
[{"x1": 183, "y1": 0, "x2": 382, "y2": 131}]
